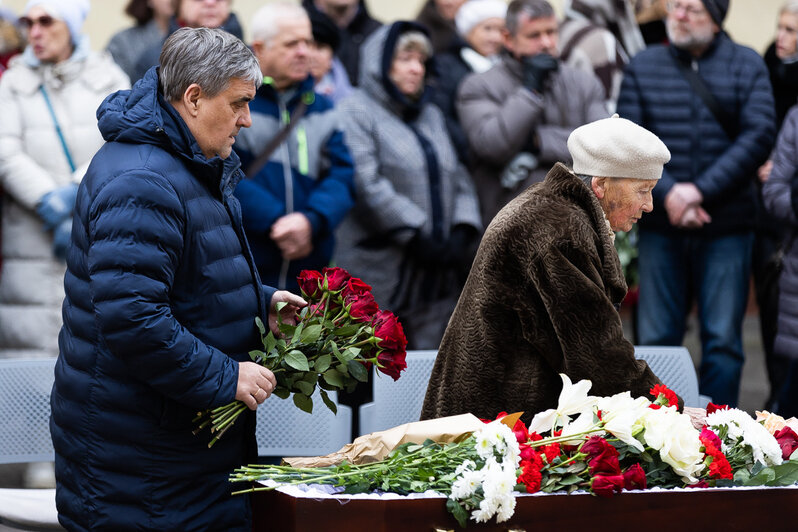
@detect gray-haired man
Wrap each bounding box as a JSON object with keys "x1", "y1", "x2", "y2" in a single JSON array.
[{"x1": 51, "y1": 28, "x2": 305, "y2": 531}]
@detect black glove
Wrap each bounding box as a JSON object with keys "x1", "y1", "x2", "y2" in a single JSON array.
[
  {"x1": 446, "y1": 225, "x2": 479, "y2": 267},
  {"x1": 521, "y1": 53, "x2": 559, "y2": 94},
  {"x1": 407, "y1": 232, "x2": 450, "y2": 266}
]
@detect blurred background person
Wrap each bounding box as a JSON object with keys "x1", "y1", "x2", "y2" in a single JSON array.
[
  {"x1": 1, "y1": 3, "x2": 23, "y2": 75},
  {"x1": 762, "y1": 103, "x2": 798, "y2": 418},
  {"x1": 303, "y1": 0, "x2": 382, "y2": 86},
  {"x1": 756, "y1": 0, "x2": 798, "y2": 411},
  {"x1": 416, "y1": 0, "x2": 467, "y2": 53},
  {"x1": 308, "y1": 6, "x2": 353, "y2": 103},
  {"x1": 456, "y1": 0, "x2": 607, "y2": 226},
  {"x1": 335, "y1": 21, "x2": 482, "y2": 350},
  {"x1": 131, "y1": 0, "x2": 243, "y2": 82},
  {"x1": 0, "y1": 0, "x2": 128, "y2": 488},
  {"x1": 635, "y1": 0, "x2": 668, "y2": 44},
  {"x1": 432, "y1": 0, "x2": 506, "y2": 164},
  {"x1": 559, "y1": 0, "x2": 645, "y2": 110},
  {"x1": 106, "y1": 0, "x2": 174, "y2": 81},
  {"x1": 235, "y1": 2, "x2": 355, "y2": 290}
]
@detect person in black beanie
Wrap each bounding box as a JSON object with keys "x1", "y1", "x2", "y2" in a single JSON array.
[
  {"x1": 699, "y1": 0, "x2": 728, "y2": 27},
  {"x1": 308, "y1": 7, "x2": 353, "y2": 102}
]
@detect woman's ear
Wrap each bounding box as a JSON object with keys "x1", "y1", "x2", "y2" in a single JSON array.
[{"x1": 591, "y1": 177, "x2": 607, "y2": 200}]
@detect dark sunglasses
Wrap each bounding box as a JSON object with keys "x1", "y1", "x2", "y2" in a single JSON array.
[{"x1": 19, "y1": 15, "x2": 56, "y2": 30}]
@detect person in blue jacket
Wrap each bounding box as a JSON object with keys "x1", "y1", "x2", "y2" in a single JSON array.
[
  {"x1": 50, "y1": 28, "x2": 305, "y2": 531},
  {"x1": 617, "y1": 0, "x2": 775, "y2": 408},
  {"x1": 235, "y1": 2, "x2": 355, "y2": 290}
]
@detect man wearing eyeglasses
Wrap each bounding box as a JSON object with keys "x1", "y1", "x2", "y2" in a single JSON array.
[{"x1": 617, "y1": 0, "x2": 775, "y2": 408}]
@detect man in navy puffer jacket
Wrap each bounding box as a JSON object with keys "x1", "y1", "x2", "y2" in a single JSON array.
[
  {"x1": 51, "y1": 28, "x2": 305, "y2": 531},
  {"x1": 617, "y1": 0, "x2": 775, "y2": 407}
]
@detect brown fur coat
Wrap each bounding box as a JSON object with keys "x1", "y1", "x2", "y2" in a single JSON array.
[{"x1": 420, "y1": 164, "x2": 660, "y2": 422}]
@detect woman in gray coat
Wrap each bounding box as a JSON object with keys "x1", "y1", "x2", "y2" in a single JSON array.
[
  {"x1": 763, "y1": 104, "x2": 798, "y2": 417},
  {"x1": 335, "y1": 21, "x2": 482, "y2": 350}
]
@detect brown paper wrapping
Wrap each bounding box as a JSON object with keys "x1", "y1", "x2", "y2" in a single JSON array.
[{"x1": 283, "y1": 413, "x2": 487, "y2": 468}]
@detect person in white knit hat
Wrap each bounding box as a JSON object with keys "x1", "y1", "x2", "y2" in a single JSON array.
[{"x1": 422, "y1": 114, "x2": 676, "y2": 424}]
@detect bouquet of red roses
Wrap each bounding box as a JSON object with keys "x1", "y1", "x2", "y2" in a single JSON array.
[{"x1": 194, "y1": 267, "x2": 407, "y2": 447}]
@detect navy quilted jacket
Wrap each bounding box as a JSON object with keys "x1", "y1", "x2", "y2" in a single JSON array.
[
  {"x1": 617, "y1": 33, "x2": 775, "y2": 235},
  {"x1": 50, "y1": 68, "x2": 273, "y2": 531}
]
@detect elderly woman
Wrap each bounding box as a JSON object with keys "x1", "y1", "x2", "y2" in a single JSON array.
[
  {"x1": 421, "y1": 115, "x2": 674, "y2": 423},
  {"x1": 0, "y1": 0, "x2": 128, "y2": 488},
  {"x1": 432, "y1": 0, "x2": 506, "y2": 163},
  {"x1": 335, "y1": 22, "x2": 482, "y2": 350}
]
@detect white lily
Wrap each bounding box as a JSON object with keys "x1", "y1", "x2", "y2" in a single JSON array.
[{"x1": 528, "y1": 374, "x2": 597, "y2": 434}]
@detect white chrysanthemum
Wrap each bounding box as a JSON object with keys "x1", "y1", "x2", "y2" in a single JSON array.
[
  {"x1": 451, "y1": 468, "x2": 483, "y2": 499},
  {"x1": 455, "y1": 459, "x2": 477, "y2": 476},
  {"x1": 495, "y1": 494, "x2": 517, "y2": 523},
  {"x1": 706, "y1": 408, "x2": 784, "y2": 466},
  {"x1": 528, "y1": 374, "x2": 598, "y2": 434},
  {"x1": 471, "y1": 497, "x2": 497, "y2": 523},
  {"x1": 474, "y1": 428, "x2": 495, "y2": 460},
  {"x1": 641, "y1": 407, "x2": 704, "y2": 482}
]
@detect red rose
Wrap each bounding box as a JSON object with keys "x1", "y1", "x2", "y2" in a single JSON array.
[
  {"x1": 377, "y1": 349, "x2": 407, "y2": 381},
  {"x1": 706, "y1": 402, "x2": 729, "y2": 414},
  {"x1": 308, "y1": 301, "x2": 326, "y2": 317},
  {"x1": 373, "y1": 310, "x2": 407, "y2": 351},
  {"x1": 341, "y1": 277, "x2": 372, "y2": 299},
  {"x1": 589, "y1": 447, "x2": 621, "y2": 476},
  {"x1": 322, "y1": 267, "x2": 350, "y2": 291},
  {"x1": 622, "y1": 463, "x2": 647, "y2": 491},
  {"x1": 580, "y1": 435, "x2": 612, "y2": 459},
  {"x1": 297, "y1": 270, "x2": 324, "y2": 299},
  {"x1": 649, "y1": 384, "x2": 679, "y2": 408},
  {"x1": 519, "y1": 444, "x2": 537, "y2": 461},
  {"x1": 345, "y1": 292, "x2": 379, "y2": 322},
  {"x1": 687, "y1": 480, "x2": 710, "y2": 489},
  {"x1": 512, "y1": 419, "x2": 530, "y2": 444},
  {"x1": 774, "y1": 427, "x2": 798, "y2": 460},
  {"x1": 590, "y1": 474, "x2": 625, "y2": 497}
]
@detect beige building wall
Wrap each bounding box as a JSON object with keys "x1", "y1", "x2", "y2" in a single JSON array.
[{"x1": 1, "y1": 0, "x2": 787, "y2": 56}]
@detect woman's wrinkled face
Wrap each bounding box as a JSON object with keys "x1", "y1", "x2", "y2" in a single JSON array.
[
  {"x1": 22, "y1": 6, "x2": 73, "y2": 64},
  {"x1": 467, "y1": 17, "x2": 505, "y2": 57},
  {"x1": 595, "y1": 177, "x2": 657, "y2": 232},
  {"x1": 390, "y1": 47, "x2": 426, "y2": 98},
  {"x1": 776, "y1": 11, "x2": 798, "y2": 59}
]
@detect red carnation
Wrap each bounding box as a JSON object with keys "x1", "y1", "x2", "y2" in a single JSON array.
[
  {"x1": 687, "y1": 481, "x2": 710, "y2": 489},
  {"x1": 649, "y1": 384, "x2": 679, "y2": 408},
  {"x1": 774, "y1": 427, "x2": 798, "y2": 460},
  {"x1": 590, "y1": 474, "x2": 625, "y2": 497},
  {"x1": 541, "y1": 443, "x2": 561, "y2": 464},
  {"x1": 706, "y1": 402, "x2": 729, "y2": 415},
  {"x1": 297, "y1": 270, "x2": 324, "y2": 299},
  {"x1": 517, "y1": 450, "x2": 544, "y2": 493},
  {"x1": 699, "y1": 428, "x2": 722, "y2": 451},
  {"x1": 322, "y1": 266, "x2": 350, "y2": 291},
  {"x1": 623, "y1": 463, "x2": 647, "y2": 491},
  {"x1": 703, "y1": 441, "x2": 733, "y2": 480}
]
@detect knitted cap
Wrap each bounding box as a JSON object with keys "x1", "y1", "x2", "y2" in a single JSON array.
[
  {"x1": 568, "y1": 115, "x2": 671, "y2": 180},
  {"x1": 455, "y1": 0, "x2": 508, "y2": 37},
  {"x1": 700, "y1": 0, "x2": 729, "y2": 27},
  {"x1": 25, "y1": 0, "x2": 89, "y2": 43},
  {"x1": 309, "y1": 7, "x2": 341, "y2": 52}
]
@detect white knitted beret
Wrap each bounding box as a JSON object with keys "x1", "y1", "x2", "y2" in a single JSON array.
[
  {"x1": 25, "y1": 0, "x2": 89, "y2": 42},
  {"x1": 567, "y1": 114, "x2": 671, "y2": 180},
  {"x1": 455, "y1": 0, "x2": 508, "y2": 37}
]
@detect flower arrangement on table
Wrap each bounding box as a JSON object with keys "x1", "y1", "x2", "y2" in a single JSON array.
[
  {"x1": 230, "y1": 375, "x2": 798, "y2": 528},
  {"x1": 194, "y1": 267, "x2": 408, "y2": 447}
]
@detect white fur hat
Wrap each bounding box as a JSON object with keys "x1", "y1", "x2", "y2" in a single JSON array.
[
  {"x1": 455, "y1": 0, "x2": 508, "y2": 37},
  {"x1": 567, "y1": 114, "x2": 670, "y2": 180}
]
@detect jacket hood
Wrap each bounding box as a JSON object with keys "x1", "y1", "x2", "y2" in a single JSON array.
[
  {"x1": 358, "y1": 21, "x2": 435, "y2": 121},
  {"x1": 97, "y1": 67, "x2": 243, "y2": 192}
]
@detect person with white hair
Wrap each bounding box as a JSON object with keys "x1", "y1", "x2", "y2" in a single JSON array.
[
  {"x1": 0, "y1": 0, "x2": 128, "y2": 487},
  {"x1": 50, "y1": 27, "x2": 305, "y2": 530},
  {"x1": 234, "y1": 2, "x2": 355, "y2": 291},
  {"x1": 431, "y1": 0, "x2": 507, "y2": 163},
  {"x1": 421, "y1": 115, "x2": 674, "y2": 423}
]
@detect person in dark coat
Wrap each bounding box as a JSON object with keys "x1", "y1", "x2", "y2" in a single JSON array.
[
  {"x1": 130, "y1": 0, "x2": 244, "y2": 82},
  {"x1": 303, "y1": 0, "x2": 382, "y2": 86},
  {"x1": 756, "y1": 1, "x2": 798, "y2": 411},
  {"x1": 415, "y1": 0, "x2": 467, "y2": 54},
  {"x1": 421, "y1": 115, "x2": 672, "y2": 423},
  {"x1": 617, "y1": 0, "x2": 776, "y2": 407},
  {"x1": 50, "y1": 28, "x2": 305, "y2": 531},
  {"x1": 431, "y1": 0, "x2": 506, "y2": 164}
]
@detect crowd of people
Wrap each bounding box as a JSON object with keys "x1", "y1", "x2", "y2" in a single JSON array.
[{"x1": 2, "y1": 0, "x2": 798, "y2": 527}]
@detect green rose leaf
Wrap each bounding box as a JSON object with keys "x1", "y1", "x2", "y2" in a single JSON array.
[
  {"x1": 248, "y1": 350, "x2": 265, "y2": 363},
  {"x1": 315, "y1": 354, "x2": 332, "y2": 373},
  {"x1": 334, "y1": 324, "x2": 360, "y2": 336},
  {"x1": 300, "y1": 324, "x2": 323, "y2": 344},
  {"x1": 323, "y1": 368, "x2": 344, "y2": 388},
  {"x1": 292, "y1": 392, "x2": 313, "y2": 413},
  {"x1": 284, "y1": 350, "x2": 310, "y2": 372},
  {"x1": 254, "y1": 316, "x2": 267, "y2": 336},
  {"x1": 347, "y1": 359, "x2": 369, "y2": 382},
  {"x1": 272, "y1": 387, "x2": 290, "y2": 400},
  {"x1": 319, "y1": 388, "x2": 338, "y2": 414},
  {"x1": 294, "y1": 380, "x2": 315, "y2": 396}
]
